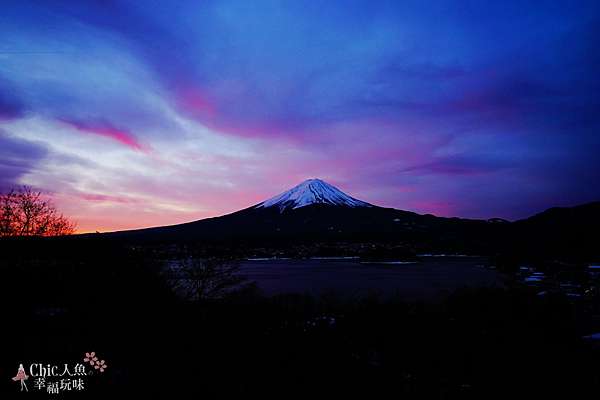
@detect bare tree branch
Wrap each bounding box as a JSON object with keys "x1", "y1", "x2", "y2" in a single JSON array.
[{"x1": 0, "y1": 186, "x2": 76, "y2": 237}]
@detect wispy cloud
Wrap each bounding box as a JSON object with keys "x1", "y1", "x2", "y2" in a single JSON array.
[
  {"x1": 0, "y1": 133, "x2": 47, "y2": 191},
  {"x1": 59, "y1": 118, "x2": 149, "y2": 152}
]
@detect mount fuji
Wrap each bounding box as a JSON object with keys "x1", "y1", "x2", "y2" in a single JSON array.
[
  {"x1": 256, "y1": 179, "x2": 372, "y2": 211},
  {"x1": 105, "y1": 178, "x2": 497, "y2": 250}
]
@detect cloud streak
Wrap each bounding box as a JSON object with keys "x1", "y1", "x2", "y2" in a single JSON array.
[
  {"x1": 0, "y1": 133, "x2": 48, "y2": 191},
  {"x1": 59, "y1": 118, "x2": 149, "y2": 152}
]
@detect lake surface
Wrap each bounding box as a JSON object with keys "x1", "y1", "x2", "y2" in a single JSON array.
[{"x1": 238, "y1": 256, "x2": 503, "y2": 301}]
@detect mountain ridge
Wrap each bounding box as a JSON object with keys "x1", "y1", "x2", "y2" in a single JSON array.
[{"x1": 85, "y1": 179, "x2": 599, "y2": 259}]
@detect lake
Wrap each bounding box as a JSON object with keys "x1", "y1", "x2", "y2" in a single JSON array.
[{"x1": 238, "y1": 256, "x2": 503, "y2": 301}]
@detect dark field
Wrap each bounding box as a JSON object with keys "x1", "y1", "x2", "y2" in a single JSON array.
[{"x1": 1, "y1": 239, "x2": 600, "y2": 398}]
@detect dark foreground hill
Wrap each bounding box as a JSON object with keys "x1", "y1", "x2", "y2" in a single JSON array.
[{"x1": 510, "y1": 201, "x2": 600, "y2": 259}]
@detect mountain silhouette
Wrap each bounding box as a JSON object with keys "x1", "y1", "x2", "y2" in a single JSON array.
[
  {"x1": 103, "y1": 179, "x2": 494, "y2": 251},
  {"x1": 97, "y1": 179, "x2": 599, "y2": 259}
]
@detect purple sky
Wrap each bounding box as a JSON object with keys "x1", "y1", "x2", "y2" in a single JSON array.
[{"x1": 1, "y1": 0, "x2": 599, "y2": 232}]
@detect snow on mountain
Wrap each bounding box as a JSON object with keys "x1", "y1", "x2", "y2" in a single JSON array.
[{"x1": 256, "y1": 178, "x2": 373, "y2": 211}]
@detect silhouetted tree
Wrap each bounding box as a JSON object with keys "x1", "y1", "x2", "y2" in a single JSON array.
[
  {"x1": 171, "y1": 257, "x2": 247, "y2": 301},
  {"x1": 0, "y1": 186, "x2": 76, "y2": 237}
]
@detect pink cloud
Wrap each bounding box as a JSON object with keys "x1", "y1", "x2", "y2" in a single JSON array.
[
  {"x1": 175, "y1": 87, "x2": 217, "y2": 117},
  {"x1": 59, "y1": 118, "x2": 150, "y2": 152},
  {"x1": 77, "y1": 193, "x2": 139, "y2": 204},
  {"x1": 170, "y1": 83, "x2": 314, "y2": 143}
]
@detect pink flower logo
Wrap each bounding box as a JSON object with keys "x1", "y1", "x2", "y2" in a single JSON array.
[
  {"x1": 95, "y1": 360, "x2": 107, "y2": 373},
  {"x1": 83, "y1": 352, "x2": 98, "y2": 365},
  {"x1": 83, "y1": 352, "x2": 108, "y2": 373}
]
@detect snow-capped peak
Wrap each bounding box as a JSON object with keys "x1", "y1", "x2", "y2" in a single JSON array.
[{"x1": 256, "y1": 179, "x2": 373, "y2": 211}]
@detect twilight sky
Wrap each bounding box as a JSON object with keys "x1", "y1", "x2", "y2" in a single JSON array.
[{"x1": 1, "y1": 0, "x2": 599, "y2": 232}]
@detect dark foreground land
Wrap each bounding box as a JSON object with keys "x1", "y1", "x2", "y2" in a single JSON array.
[{"x1": 1, "y1": 238, "x2": 600, "y2": 398}]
